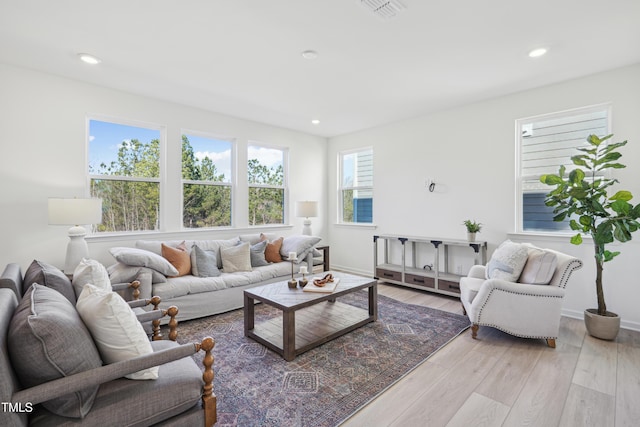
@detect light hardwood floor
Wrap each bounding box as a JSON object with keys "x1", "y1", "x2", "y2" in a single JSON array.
[{"x1": 342, "y1": 283, "x2": 640, "y2": 427}]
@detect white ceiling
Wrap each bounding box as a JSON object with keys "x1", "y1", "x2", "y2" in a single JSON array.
[{"x1": 1, "y1": 0, "x2": 639, "y2": 138}]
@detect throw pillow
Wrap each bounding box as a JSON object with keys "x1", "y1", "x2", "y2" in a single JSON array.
[
  {"x1": 261, "y1": 234, "x2": 284, "y2": 263},
  {"x1": 110, "y1": 247, "x2": 179, "y2": 277},
  {"x1": 519, "y1": 248, "x2": 558, "y2": 285},
  {"x1": 190, "y1": 244, "x2": 221, "y2": 277},
  {"x1": 250, "y1": 240, "x2": 269, "y2": 267},
  {"x1": 161, "y1": 241, "x2": 191, "y2": 277},
  {"x1": 23, "y1": 259, "x2": 76, "y2": 304},
  {"x1": 485, "y1": 240, "x2": 530, "y2": 282},
  {"x1": 220, "y1": 242, "x2": 252, "y2": 273},
  {"x1": 8, "y1": 284, "x2": 103, "y2": 418},
  {"x1": 76, "y1": 284, "x2": 159, "y2": 380},
  {"x1": 72, "y1": 258, "x2": 111, "y2": 299},
  {"x1": 281, "y1": 235, "x2": 322, "y2": 263}
]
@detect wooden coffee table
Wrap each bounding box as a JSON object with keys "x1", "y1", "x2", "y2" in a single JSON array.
[{"x1": 244, "y1": 272, "x2": 377, "y2": 361}]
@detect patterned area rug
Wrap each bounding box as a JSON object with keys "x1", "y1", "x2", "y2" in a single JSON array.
[{"x1": 169, "y1": 291, "x2": 470, "y2": 427}]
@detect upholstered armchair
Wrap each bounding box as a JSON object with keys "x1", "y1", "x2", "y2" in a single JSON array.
[{"x1": 459, "y1": 242, "x2": 582, "y2": 348}]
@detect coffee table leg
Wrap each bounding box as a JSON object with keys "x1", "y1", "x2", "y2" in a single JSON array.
[
  {"x1": 283, "y1": 310, "x2": 295, "y2": 361},
  {"x1": 244, "y1": 293, "x2": 254, "y2": 335},
  {"x1": 369, "y1": 283, "x2": 378, "y2": 321}
]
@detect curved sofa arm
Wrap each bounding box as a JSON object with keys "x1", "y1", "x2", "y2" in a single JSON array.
[
  {"x1": 467, "y1": 265, "x2": 486, "y2": 279},
  {"x1": 109, "y1": 267, "x2": 154, "y2": 301},
  {"x1": 0, "y1": 263, "x2": 23, "y2": 300}
]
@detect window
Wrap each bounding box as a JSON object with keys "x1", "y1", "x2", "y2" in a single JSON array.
[
  {"x1": 517, "y1": 105, "x2": 610, "y2": 232},
  {"x1": 88, "y1": 118, "x2": 162, "y2": 232},
  {"x1": 339, "y1": 148, "x2": 373, "y2": 223},
  {"x1": 247, "y1": 144, "x2": 287, "y2": 225},
  {"x1": 182, "y1": 133, "x2": 233, "y2": 228}
]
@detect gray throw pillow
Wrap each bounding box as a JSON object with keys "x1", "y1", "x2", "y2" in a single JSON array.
[
  {"x1": 190, "y1": 244, "x2": 221, "y2": 277},
  {"x1": 8, "y1": 284, "x2": 103, "y2": 418},
  {"x1": 23, "y1": 259, "x2": 76, "y2": 304},
  {"x1": 250, "y1": 240, "x2": 269, "y2": 267}
]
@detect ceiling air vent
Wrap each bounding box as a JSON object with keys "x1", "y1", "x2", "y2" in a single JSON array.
[{"x1": 360, "y1": 0, "x2": 406, "y2": 20}]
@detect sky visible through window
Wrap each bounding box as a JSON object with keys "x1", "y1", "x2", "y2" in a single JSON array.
[
  {"x1": 88, "y1": 120, "x2": 160, "y2": 173},
  {"x1": 184, "y1": 133, "x2": 232, "y2": 182}
]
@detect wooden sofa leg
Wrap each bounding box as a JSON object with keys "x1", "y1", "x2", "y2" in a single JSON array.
[
  {"x1": 461, "y1": 303, "x2": 467, "y2": 316},
  {"x1": 198, "y1": 337, "x2": 217, "y2": 427},
  {"x1": 471, "y1": 324, "x2": 479, "y2": 339},
  {"x1": 546, "y1": 338, "x2": 556, "y2": 348}
]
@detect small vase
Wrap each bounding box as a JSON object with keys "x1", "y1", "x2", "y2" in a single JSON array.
[
  {"x1": 584, "y1": 308, "x2": 620, "y2": 340},
  {"x1": 467, "y1": 232, "x2": 476, "y2": 242}
]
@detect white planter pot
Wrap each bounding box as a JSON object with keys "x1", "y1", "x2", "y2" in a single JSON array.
[
  {"x1": 467, "y1": 232, "x2": 476, "y2": 242},
  {"x1": 584, "y1": 308, "x2": 620, "y2": 340}
]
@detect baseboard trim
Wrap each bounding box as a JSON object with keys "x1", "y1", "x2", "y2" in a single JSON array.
[
  {"x1": 562, "y1": 308, "x2": 640, "y2": 332},
  {"x1": 330, "y1": 264, "x2": 373, "y2": 278}
]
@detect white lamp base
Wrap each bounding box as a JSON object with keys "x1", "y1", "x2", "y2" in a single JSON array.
[
  {"x1": 302, "y1": 218, "x2": 312, "y2": 236},
  {"x1": 64, "y1": 225, "x2": 89, "y2": 274}
]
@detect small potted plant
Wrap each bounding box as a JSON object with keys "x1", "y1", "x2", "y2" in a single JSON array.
[
  {"x1": 463, "y1": 220, "x2": 482, "y2": 242},
  {"x1": 540, "y1": 134, "x2": 640, "y2": 340}
]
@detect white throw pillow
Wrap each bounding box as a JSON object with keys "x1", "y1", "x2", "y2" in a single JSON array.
[
  {"x1": 280, "y1": 235, "x2": 321, "y2": 263},
  {"x1": 72, "y1": 258, "x2": 111, "y2": 299},
  {"x1": 485, "y1": 240, "x2": 529, "y2": 282},
  {"x1": 76, "y1": 284, "x2": 158, "y2": 380},
  {"x1": 110, "y1": 247, "x2": 179, "y2": 277},
  {"x1": 519, "y1": 248, "x2": 558, "y2": 285},
  {"x1": 220, "y1": 242, "x2": 252, "y2": 273}
]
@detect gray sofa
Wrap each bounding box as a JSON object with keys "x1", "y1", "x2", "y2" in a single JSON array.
[
  {"x1": 0, "y1": 263, "x2": 216, "y2": 427},
  {"x1": 108, "y1": 233, "x2": 322, "y2": 323}
]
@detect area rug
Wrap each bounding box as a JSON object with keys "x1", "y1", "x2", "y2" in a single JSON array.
[{"x1": 169, "y1": 291, "x2": 470, "y2": 427}]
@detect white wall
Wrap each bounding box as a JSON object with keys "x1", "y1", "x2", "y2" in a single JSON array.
[
  {"x1": 328, "y1": 63, "x2": 640, "y2": 331},
  {"x1": 0, "y1": 63, "x2": 327, "y2": 270}
]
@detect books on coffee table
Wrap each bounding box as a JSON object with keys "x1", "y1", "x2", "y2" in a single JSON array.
[{"x1": 303, "y1": 277, "x2": 340, "y2": 293}]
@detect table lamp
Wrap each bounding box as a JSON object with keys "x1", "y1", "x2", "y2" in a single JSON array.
[
  {"x1": 295, "y1": 201, "x2": 318, "y2": 235},
  {"x1": 48, "y1": 198, "x2": 103, "y2": 274}
]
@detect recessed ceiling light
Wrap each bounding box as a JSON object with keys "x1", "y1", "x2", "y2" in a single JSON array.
[
  {"x1": 78, "y1": 53, "x2": 102, "y2": 65},
  {"x1": 301, "y1": 50, "x2": 318, "y2": 60},
  {"x1": 311, "y1": 119, "x2": 320, "y2": 125},
  {"x1": 528, "y1": 48, "x2": 548, "y2": 58}
]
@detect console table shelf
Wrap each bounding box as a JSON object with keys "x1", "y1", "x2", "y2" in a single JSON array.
[{"x1": 373, "y1": 234, "x2": 487, "y2": 296}]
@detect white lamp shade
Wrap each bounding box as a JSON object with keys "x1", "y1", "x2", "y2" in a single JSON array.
[
  {"x1": 48, "y1": 198, "x2": 103, "y2": 225},
  {"x1": 295, "y1": 201, "x2": 318, "y2": 218}
]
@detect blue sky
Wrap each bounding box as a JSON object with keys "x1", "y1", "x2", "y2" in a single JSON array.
[{"x1": 89, "y1": 120, "x2": 235, "y2": 180}]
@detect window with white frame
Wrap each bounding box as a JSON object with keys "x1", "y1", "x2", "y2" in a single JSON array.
[
  {"x1": 247, "y1": 144, "x2": 287, "y2": 225},
  {"x1": 182, "y1": 133, "x2": 233, "y2": 228},
  {"x1": 339, "y1": 148, "x2": 373, "y2": 223},
  {"x1": 88, "y1": 118, "x2": 162, "y2": 232},
  {"x1": 517, "y1": 104, "x2": 610, "y2": 232}
]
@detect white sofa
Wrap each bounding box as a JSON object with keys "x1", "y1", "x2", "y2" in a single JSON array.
[{"x1": 108, "y1": 233, "x2": 321, "y2": 323}]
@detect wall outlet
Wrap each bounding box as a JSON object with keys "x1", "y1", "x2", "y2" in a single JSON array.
[{"x1": 455, "y1": 264, "x2": 463, "y2": 275}]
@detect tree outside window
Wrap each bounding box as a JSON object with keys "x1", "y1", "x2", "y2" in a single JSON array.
[
  {"x1": 248, "y1": 145, "x2": 286, "y2": 225},
  {"x1": 182, "y1": 134, "x2": 233, "y2": 228},
  {"x1": 88, "y1": 119, "x2": 161, "y2": 232}
]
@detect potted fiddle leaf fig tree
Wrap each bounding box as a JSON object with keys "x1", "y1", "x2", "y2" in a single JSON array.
[{"x1": 540, "y1": 134, "x2": 640, "y2": 340}]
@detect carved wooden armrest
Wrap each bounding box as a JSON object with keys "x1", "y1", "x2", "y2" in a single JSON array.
[{"x1": 197, "y1": 337, "x2": 217, "y2": 427}]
